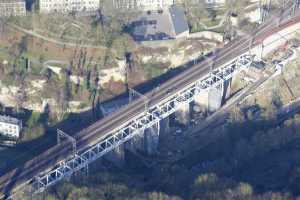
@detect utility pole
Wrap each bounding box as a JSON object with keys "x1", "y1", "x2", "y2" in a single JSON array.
[
  {"x1": 223, "y1": 0, "x2": 234, "y2": 42},
  {"x1": 224, "y1": 11, "x2": 234, "y2": 42},
  {"x1": 125, "y1": 52, "x2": 133, "y2": 94},
  {"x1": 203, "y1": 53, "x2": 215, "y2": 75}
]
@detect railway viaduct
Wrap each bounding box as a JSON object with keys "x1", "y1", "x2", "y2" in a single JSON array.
[
  {"x1": 34, "y1": 11, "x2": 300, "y2": 193},
  {"x1": 2, "y1": 3, "x2": 300, "y2": 199},
  {"x1": 108, "y1": 8, "x2": 300, "y2": 163}
]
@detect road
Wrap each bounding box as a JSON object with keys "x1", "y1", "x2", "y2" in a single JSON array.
[{"x1": 1, "y1": 7, "x2": 300, "y2": 199}]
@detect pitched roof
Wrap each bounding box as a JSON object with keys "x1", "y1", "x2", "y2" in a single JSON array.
[{"x1": 169, "y1": 5, "x2": 189, "y2": 35}]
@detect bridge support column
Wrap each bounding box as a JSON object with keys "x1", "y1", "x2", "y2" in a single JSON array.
[
  {"x1": 105, "y1": 144, "x2": 125, "y2": 167},
  {"x1": 223, "y1": 78, "x2": 232, "y2": 101},
  {"x1": 144, "y1": 122, "x2": 160, "y2": 155},
  {"x1": 124, "y1": 128, "x2": 146, "y2": 157},
  {"x1": 125, "y1": 122, "x2": 160, "y2": 156},
  {"x1": 174, "y1": 102, "x2": 190, "y2": 125},
  {"x1": 194, "y1": 89, "x2": 209, "y2": 114},
  {"x1": 194, "y1": 80, "x2": 231, "y2": 116},
  {"x1": 160, "y1": 117, "x2": 170, "y2": 136},
  {"x1": 208, "y1": 83, "x2": 224, "y2": 113}
]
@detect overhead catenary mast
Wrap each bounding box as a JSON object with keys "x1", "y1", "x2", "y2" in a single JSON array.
[{"x1": 223, "y1": 0, "x2": 234, "y2": 42}]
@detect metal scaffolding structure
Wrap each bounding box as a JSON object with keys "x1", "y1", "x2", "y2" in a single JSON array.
[{"x1": 32, "y1": 53, "x2": 253, "y2": 193}]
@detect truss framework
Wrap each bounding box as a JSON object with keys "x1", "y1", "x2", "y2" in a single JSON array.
[{"x1": 33, "y1": 54, "x2": 253, "y2": 193}]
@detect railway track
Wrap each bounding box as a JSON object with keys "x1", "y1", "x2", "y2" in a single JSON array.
[{"x1": 1, "y1": 5, "x2": 300, "y2": 199}]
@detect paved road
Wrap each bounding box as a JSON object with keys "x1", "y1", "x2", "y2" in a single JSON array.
[{"x1": 1, "y1": 7, "x2": 300, "y2": 199}]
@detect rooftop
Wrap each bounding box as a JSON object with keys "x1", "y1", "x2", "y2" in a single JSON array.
[
  {"x1": 0, "y1": 0, "x2": 25, "y2": 3},
  {"x1": 131, "y1": 10, "x2": 175, "y2": 41},
  {"x1": 130, "y1": 5, "x2": 189, "y2": 41},
  {"x1": 169, "y1": 5, "x2": 189, "y2": 35},
  {"x1": 0, "y1": 115, "x2": 21, "y2": 125}
]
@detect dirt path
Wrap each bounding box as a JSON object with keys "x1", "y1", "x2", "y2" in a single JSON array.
[{"x1": 9, "y1": 23, "x2": 109, "y2": 50}]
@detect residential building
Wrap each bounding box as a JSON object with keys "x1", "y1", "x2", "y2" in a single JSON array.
[
  {"x1": 0, "y1": 115, "x2": 22, "y2": 138},
  {"x1": 131, "y1": 5, "x2": 189, "y2": 41},
  {"x1": 205, "y1": 0, "x2": 226, "y2": 7},
  {"x1": 0, "y1": 0, "x2": 26, "y2": 17},
  {"x1": 175, "y1": 0, "x2": 226, "y2": 7},
  {"x1": 39, "y1": 0, "x2": 100, "y2": 14},
  {"x1": 113, "y1": 0, "x2": 175, "y2": 11}
]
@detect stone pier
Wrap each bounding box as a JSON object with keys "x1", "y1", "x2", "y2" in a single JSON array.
[
  {"x1": 125, "y1": 122, "x2": 160, "y2": 156},
  {"x1": 105, "y1": 144, "x2": 125, "y2": 167},
  {"x1": 125, "y1": 130, "x2": 145, "y2": 154},
  {"x1": 174, "y1": 102, "x2": 190, "y2": 125},
  {"x1": 103, "y1": 50, "x2": 249, "y2": 167},
  {"x1": 160, "y1": 117, "x2": 170, "y2": 135},
  {"x1": 194, "y1": 89, "x2": 209, "y2": 113},
  {"x1": 194, "y1": 81, "x2": 227, "y2": 114},
  {"x1": 144, "y1": 122, "x2": 160, "y2": 155},
  {"x1": 208, "y1": 83, "x2": 224, "y2": 112},
  {"x1": 223, "y1": 78, "x2": 232, "y2": 101}
]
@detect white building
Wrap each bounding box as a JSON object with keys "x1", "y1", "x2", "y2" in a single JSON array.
[
  {"x1": 131, "y1": 5, "x2": 189, "y2": 41},
  {"x1": 0, "y1": 0, "x2": 26, "y2": 17},
  {"x1": 177, "y1": 0, "x2": 225, "y2": 7},
  {"x1": 113, "y1": 0, "x2": 175, "y2": 11},
  {"x1": 0, "y1": 115, "x2": 22, "y2": 138},
  {"x1": 205, "y1": 0, "x2": 226, "y2": 6},
  {"x1": 39, "y1": 0, "x2": 100, "y2": 14}
]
